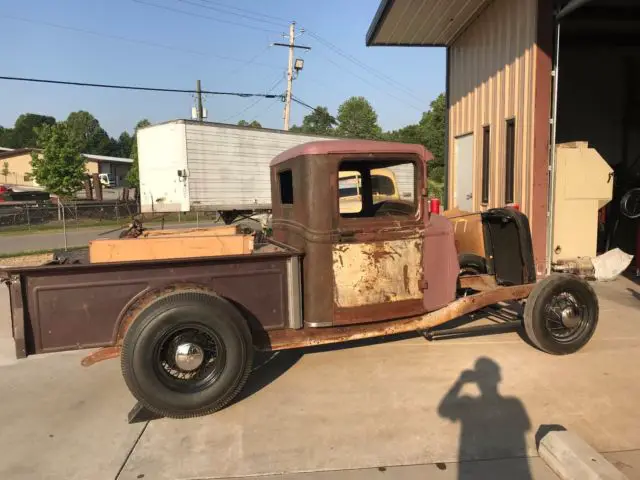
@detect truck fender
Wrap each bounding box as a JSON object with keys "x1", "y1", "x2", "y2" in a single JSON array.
[{"x1": 81, "y1": 283, "x2": 228, "y2": 367}]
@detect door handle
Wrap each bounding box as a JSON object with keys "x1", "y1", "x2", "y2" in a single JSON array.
[{"x1": 466, "y1": 193, "x2": 473, "y2": 200}]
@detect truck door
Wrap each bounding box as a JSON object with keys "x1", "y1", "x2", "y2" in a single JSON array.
[{"x1": 332, "y1": 157, "x2": 425, "y2": 325}]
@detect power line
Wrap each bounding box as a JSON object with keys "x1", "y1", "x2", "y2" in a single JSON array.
[
  {"x1": 221, "y1": 74, "x2": 286, "y2": 122},
  {"x1": 175, "y1": 0, "x2": 288, "y2": 28},
  {"x1": 305, "y1": 30, "x2": 426, "y2": 105},
  {"x1": 225, "y1": 46, "x2": 274, "y2": 78},
  {"x1": 1, "y1": 14, "x2": 282, "y2": 70},
  {"x1": 310, "y1": 49, "x2": 424, "y2": 112},
  {"x1": 251, "y1": 98, "x2": 282, "y2": 123},
  {"x1": 133, "y1": 0, "x2": 282, "y2": 34},
  {"x1": 290, "y1": 96, "x2": 317, "y2": 112},
  {"x1": 291, "y1": 96, "x2": 339, "y2": 126},
  {"x1": 195, "y1": 0, "x2": 289, "y2": 24},
  {"x1": 0, "y1": 76, "x2": 285, "y2": 99}
]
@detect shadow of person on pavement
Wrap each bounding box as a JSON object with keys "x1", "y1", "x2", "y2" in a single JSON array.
[{"x1": 438, "y1": 357, "x2": 532, "y2": 480}]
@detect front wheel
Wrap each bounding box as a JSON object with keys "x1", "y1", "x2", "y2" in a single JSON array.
[
  {"x1": 121, "y1": 290, "x2": 253, "y2": 418},
  {"x1": 523, "y1": 274, "x2": 598, "y2": 355}
]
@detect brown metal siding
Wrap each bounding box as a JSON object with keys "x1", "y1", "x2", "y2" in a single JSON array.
[{"x1": 448, "y1": 0, "x2": 537, "y2": 217}]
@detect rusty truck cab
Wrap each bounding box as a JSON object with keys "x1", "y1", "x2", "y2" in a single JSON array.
[{"x1": 269, "y1": 140, "x2": 459, "y2": 328}]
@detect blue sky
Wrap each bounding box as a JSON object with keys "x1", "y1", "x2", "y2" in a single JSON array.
[{"x1": 0, "y1": 0, "x2": 445, "y2": 138}]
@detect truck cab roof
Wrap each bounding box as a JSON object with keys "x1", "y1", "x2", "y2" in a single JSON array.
[{"x1": 269, "y1": 139, "x2": 433, "y2": 166}]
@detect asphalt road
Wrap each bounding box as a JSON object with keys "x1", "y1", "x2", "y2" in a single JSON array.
[{"x1": 0, "y1": 221, "x2": 219, "y2": 255}]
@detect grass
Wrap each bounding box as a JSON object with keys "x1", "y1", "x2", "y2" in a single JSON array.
[
  {"x1": 0, "y1": 245, "x2": 86, "y2": 260},
  {"x1": 0, "y1": 212, "x2": 218, "y2": 236}
]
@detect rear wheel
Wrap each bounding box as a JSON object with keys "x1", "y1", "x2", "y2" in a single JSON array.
[
  {"x1": 524, "y1": 274, "x2": 598, "y2": 355},
  {"x1": 121, "y1": 290, "x2": 253, "y2": 418}
]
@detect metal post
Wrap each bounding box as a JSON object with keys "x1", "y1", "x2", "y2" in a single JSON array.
[
  {"x1": 196, "y1": 210, "x2": 199, "y2": 228},
  {"x1": 196, "y1": 80, "x2": 204, "y2": 122},
  {"x1": 26, "y1": 205, "x2": 30, "y2": 231},
  {"x1": 60, "y1": 199, "x2": 68, "y2": 251},
  {"x1": 546, "y1": 23, "x2": 561, "y2": 275},
  {"x1": 283, "y1": 22, "x2": 295, "y2": 131}
]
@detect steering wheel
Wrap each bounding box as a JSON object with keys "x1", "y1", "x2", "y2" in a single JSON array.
[{"x1": 373, "y1": 200, "x2": 415, "y2": 217}]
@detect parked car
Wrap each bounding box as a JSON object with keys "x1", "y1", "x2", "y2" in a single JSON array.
[{"x1": 0, "y1": 184, "x2": 50, "y2": 203}]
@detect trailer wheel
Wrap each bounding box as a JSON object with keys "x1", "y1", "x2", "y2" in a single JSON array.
[
  {"x1": 121, "y1": 291, "x2": 253, "y2": 418},
  {"x1": 523, "y1": 274, "x2": 598, "y2": 355},
  {"x1": 220, "y1": 211, "x2": 238, "y2": 225}
]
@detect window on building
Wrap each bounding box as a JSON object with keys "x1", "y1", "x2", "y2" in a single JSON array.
[
  {"x1": 338, "y1": 159, "x2": 416, "y2": 218},
  {"x1": 481, "y1": 125, "x2": 491, "y2": 204},
  {"x1": 279, "y1": 170, "x2": 293, "y2": 205},
  {"x1": 505, "y1": 118, "x2": 516, "y2": 204}
]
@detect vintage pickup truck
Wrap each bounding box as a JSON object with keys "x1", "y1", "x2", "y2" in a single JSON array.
[{"x1": 1, "y1": 140, "x2": 599, "y2": 419}]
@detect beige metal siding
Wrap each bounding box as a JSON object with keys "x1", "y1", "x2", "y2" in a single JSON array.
[
  {"x1": 1, "y1": 153, "x2": 36, "y2": 186},
  {"x1": 448, "y1": 0, "x2": 538, "y2": 217},
  {"x1": 2, "y1": 153, "x2": 100, "y2": 187}
]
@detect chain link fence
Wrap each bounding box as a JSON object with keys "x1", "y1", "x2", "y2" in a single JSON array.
[
  {"x1": 0, "y1": 200, "x2": 235, "y2": 236},
  {"x1": 0, "y1": 200, "x2": 141, "y2": 231}
]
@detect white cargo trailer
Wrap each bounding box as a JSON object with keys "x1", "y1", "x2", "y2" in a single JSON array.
[
  {"x1": 137, "y1": 119, "x2": 416, "y2": 223},
  {"x1": 137, "y1": 120, "x2": 333, "y2": 221}
]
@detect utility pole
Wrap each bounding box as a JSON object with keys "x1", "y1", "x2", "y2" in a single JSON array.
[
  {"x1": 196, "y1": 79, "x2": 204, "y2": 122},
  {"x1": 273, "y1": 22, "x2": 311, "y2": 131}
]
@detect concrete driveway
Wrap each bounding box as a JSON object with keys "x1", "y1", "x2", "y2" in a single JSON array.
[{"x1": 0, "y1": 277, "x2": 639, "y2": 479}]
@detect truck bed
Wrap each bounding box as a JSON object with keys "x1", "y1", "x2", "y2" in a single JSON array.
[{"x1": 1, "y1": 241, "x2": 301, "y2": 359}]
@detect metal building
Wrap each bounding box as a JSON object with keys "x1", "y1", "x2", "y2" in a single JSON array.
[{"x1": 367, "y1": 0, "x2": 640, "y2": 275}]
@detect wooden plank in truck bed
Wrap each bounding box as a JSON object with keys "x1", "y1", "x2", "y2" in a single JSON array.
[
  {"x1": 141, "y1": 225, "x2": 238, "y2": 238},
  {"x1": 89, "y1": 234, "x2": 254, "y2": 263}
]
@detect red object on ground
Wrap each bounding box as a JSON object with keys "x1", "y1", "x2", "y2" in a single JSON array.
[{"x1": 429, "y1": 198, "x2": 441, "y2": 214}]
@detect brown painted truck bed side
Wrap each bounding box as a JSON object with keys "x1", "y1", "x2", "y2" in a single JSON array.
[{"x1": 1, "y1": 248, "x2": 299, "y2": 359}]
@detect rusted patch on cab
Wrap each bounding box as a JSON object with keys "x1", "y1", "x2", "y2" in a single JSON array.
[{"x1": 332, "y1": 238, "x2": 423, "y2": 308}]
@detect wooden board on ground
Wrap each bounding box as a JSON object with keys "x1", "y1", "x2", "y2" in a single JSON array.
[
  {"x1": 89, "y1": 234, "x2": 253, "y2": 264},
  {"x1": 141, "y1": 225, "x2": 238, "y2": 238}
]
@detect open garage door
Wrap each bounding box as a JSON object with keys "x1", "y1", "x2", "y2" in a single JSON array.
[{"x1": 551, "y1": 0, "x2": 640, "y2": 279}]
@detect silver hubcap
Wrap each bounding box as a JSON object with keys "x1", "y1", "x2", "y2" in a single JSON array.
[
  {"x1": 560, "y1": 306, "x2": 579, "y2": 329},
  {"x1": 174, "y1": 342, "x2": 204, "y2": 371}
]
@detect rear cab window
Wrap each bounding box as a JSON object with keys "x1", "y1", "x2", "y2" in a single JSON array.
[{"x1": 338, "y1": 157, "x2": 418, "y2": 219}]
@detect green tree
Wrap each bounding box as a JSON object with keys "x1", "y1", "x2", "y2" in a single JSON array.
[
  {"x1": 291, "y1": 106, "x2": 336, "y2": 135},
  {"x1": 65, "y1": 111, "x2": 113, "y2": 155},
  {"x1": 1, "y1": 114, "x2": 56, "y2": 148},
  {"x1": 335, "y1": 96, "x2": 382, "y2": 139},
  {"x1": 237, "y1": 120, "x2": 262, "y2": 128},
  {"x1": 419, "y1": 93, "x2": 446, "y2": 180},
  {"x1": 2, "y1": 161, "x2": 10, "y2": 182},
  {"x1": 116, "y1": 131, "x2": 134, "y2": 158},
  {"x1": 384, "y1": 124, "x2": 423, "y2": 145},
  {"x1": 381, "y1": 93, "x2": 446, "y2": 185},
  {"x1": 126, "y1": 119, "x2": 152, "y2": 187},
  {"x1": 31, "y1": 123, "x2": 86, "y2": 198}
]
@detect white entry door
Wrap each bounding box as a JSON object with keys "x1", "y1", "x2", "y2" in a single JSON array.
[{"x1": 454, "y1": 134, "x2": 474, "y2": 211}]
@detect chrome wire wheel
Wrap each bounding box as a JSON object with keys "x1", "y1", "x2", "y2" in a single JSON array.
[
  {"x1": 524, "y1": 274, "x2": 599, "y2": 355},
  {"x1": 543, "y1": 292, "x2": 590, "y2": 344},
  {"x1": 153, "y1": 324, "x2": 227, "y2": 393}
]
